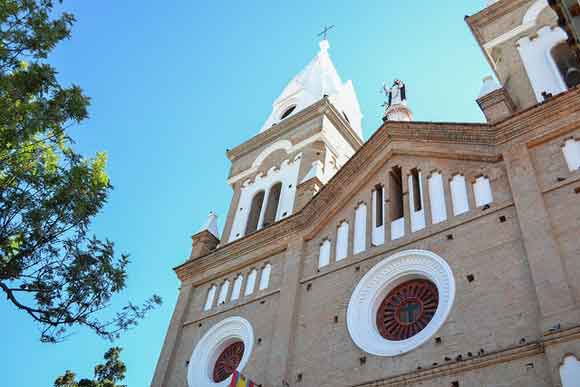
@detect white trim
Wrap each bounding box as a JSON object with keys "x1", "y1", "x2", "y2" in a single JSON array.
[
  {"x1": 187, "y1": 317, "x2": 254, "y2": 387},
  {"x1": 347, "y1": 249, "x2": 456, "y2": 357},
  {"x1": 483, "y1": 0, "x2": 549, "y2": 50},
  {"x1": 251, "y1": 140, "x2": 293, "y2": 169},
  {"x1": 228, "y1": 134, "x2": 323, "y2": 186},
  {"x1": 523, "y1": 0, "x2": 549, "y2": 25}
]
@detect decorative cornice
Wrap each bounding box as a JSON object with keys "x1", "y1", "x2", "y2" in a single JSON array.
[
  {"x1": 353, "y1": 325, "x2": 580, "y2": 387},
  {"x1": 495, "y1": 86, "x2": 580, "y2": 144},
  {"x1": 226, "y1": 98, "x2": 362, "y2": 163},
  {"x1": 174, "y1": 88, "x2": 580, "y2": 283}
]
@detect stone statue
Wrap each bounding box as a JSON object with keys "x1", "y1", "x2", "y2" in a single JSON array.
[{"x1": 382, "y1": 79, "x2": 407, "y2": 107}]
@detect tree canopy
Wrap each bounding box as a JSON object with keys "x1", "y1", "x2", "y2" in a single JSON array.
[
  {"x1": 0, "y1": 0, "x2": 161, "y2": 343},
  {"x1": 54, "y1": 347, "x2": 127, "y2": 387}
]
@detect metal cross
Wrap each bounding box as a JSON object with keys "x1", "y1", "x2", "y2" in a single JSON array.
[
  {"x1": 317, "y1": 24, "x2": 335, "y2": 40},
  {"x1": 399, "y1": 302, "x2": 421, "y2": 323}
]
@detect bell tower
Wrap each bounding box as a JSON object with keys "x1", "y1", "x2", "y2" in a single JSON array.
[
  {"x1": 221, "y1": 39, "x2": 364, "y2": 243},
  {"x1": 467, "y1": 0, "x2": 580, "y2": 117}
]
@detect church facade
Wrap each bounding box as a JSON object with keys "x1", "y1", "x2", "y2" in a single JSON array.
[{"x1": 152, "y1": 1, "x2": 580, "y2": 386}]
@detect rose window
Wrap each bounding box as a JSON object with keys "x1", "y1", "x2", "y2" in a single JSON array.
[
  {"x1": 376, "y1": 279, "x2": 439, "y2": 341},
  {"x1": 212, "y1": 341, "x2": 245, "y2": 383}
]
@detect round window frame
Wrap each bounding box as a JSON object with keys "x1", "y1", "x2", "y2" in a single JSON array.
[
  {"x1": 187, "y1": 316, "x2": 254, "y2": 387},
  {"x1": 347, "y1": 249, "x2": 455, "y2": 357}
]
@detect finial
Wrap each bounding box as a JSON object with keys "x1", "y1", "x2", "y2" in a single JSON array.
[
  {"x1": 200, "y1": 211, "x2": 219, "y2": 238},
  {"x1": 478, "y1": 75, "x2": 501, "y2": 98}
]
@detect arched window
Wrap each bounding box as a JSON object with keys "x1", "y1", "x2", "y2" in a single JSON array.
[
  {"x1": 244, "y1": 269, "x2": 258, "y2": 296},
  {"x1": 319, "y1": 239, "x2": 331, "y2": 268},
  {"x1": 262, "y1": 182, "x2": 282, "y2": 227},
  {"x1": 408, "y1": 169, "x2": 425, "y2": 232},
  {"x1": 259, "y1": 264, "x2": 272, "y2": 290},
  {"x1": 231, "y1": 275, "x2": 243, "y2": 302},
  {"x1": 217, "y1": 280, "x2": 230, "y2": 305},
  {"x1": 280, "y1": 105, "x2": 296, "y2": 120},
  {"x1": 429, "y1": 171, "x2": 447, "y2": 224},
  {"x1": 450, "y1": 174, "x2": 469, "y2": 216},
  {"x1": 246, "y1": 190, "x2": 265, "y2": 234},
  {"x1": 336, "y1": 221, "x2": 349, "y2": 262},
  {"x1": 563, "y1": 138, "x2": 580, "y2": 171},
  {"x1": 551, "y1": 42, "x2": 580, "y2": 89},
  {"x1": 204, "y1": 285, "x2": 217, "y2": 311},
  {"x1": 473, "y1": 176, "x2": 493, "y2": 207},
  {"x1": 354, "y1": 203, "x2": 367, "y2": 254}
]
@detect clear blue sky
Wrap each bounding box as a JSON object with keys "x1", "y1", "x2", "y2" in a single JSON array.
[{"x1": 1, "y1": 1, "x2": 491, "y2": 386}]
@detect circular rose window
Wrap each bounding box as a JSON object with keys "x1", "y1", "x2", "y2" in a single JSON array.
[
  {"x1": 212, "y1": 341, "x2": 245, "y2": 383},
  {"x1": 376, "y1": 279, "x2": 439, "y2": 341},
  {"x1": 347, "y1": 250, "x2": 455, "y2": 356}
]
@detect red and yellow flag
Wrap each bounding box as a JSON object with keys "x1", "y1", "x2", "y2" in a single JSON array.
[{"x1": 229, "y1": 370, "x2": 258, "y2": 387}]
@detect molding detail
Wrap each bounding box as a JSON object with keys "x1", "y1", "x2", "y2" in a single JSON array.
[
  {"x1": 347, "y1": 249, "x2": 455, "y2": 357},
  {"x1": 187, "y1": 317, "x2": 254, "y2": 387}
]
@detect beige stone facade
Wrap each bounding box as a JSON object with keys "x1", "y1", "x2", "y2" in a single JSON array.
[{"x1": 153, "y1": 1, "x2": 580, "y2": 386}]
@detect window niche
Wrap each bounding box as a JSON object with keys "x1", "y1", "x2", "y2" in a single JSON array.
[
  {"x1": 319, "y1": 239, "x2": 331, "y2": 269},
  {"x1": 450, "y1": 174, "x2": 469, "y2": 216},
  {"x1": 244, "y1": 269, "x2": 258, "y2": 296},
  {"x1": 562, "y1": 138, "x2": 580, "y2": 172},
  {"x1": 410, "y1": 169, "x2": 422, "y2": 212},
  {"x1": 473, "y1": 176, "x2": 493, "y2": 208},
  {"x1": 354, "y1": 203, "x2": 367, "y2": 254},
  {"x1": 551, "y1": 42, "x2": 580, "y2": 89},
  {"x1": 262, "y1": 182, "x2": 282, "y2": 227},
  {"x1": 389, "y1": 167, "x2": 404, "y2": 222},
  {"x1": 259, "y1": 264, "x2": 272, "y2": 291},
  {"x1": 336, "y1": 221, "x2": 349, "y2": 262},
  {"x1": 231, "y1": 275, "x2": 243, "y2": 302},
  {"x1": 204, "y1": 285, "x2": 217, "y2": 311},
  {"x1": 246, "y1": 190, "x2": 265, "y2": 234},
  {"x1": 428, "y1": 171, "x2": 447, "y2": 224}
]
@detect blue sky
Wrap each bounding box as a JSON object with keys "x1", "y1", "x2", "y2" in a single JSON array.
[{"x1": 1, "y1": 1, "x2": 491, "y2": 386}]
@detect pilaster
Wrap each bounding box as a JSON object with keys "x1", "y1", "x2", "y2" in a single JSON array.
[{"x1": 503, "y1": 143, "x2": 580, "y2": 331}]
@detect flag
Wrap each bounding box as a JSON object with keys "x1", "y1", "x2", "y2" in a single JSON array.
[{"x1": 229, "y1": 370, "x2": 258, "y2": 387}]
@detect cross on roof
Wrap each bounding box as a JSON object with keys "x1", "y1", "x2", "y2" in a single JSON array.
[{"x1": 317, "y1": 24, "x2": 335, "y2": 40}]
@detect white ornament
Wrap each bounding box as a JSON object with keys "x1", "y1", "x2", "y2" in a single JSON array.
[
  {"x1": 346, "y1": 249, "x2": 455, "y2": 357},
  {"x1": 187, "y1": 317, "x2": 254, "y2": 387}
]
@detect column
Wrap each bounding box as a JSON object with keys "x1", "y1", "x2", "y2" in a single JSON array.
[
  {"x1": 503, "y1": 144, "x2": 579, "y2": 330},
  {"x1": 266, "y1": 239, "x2": 305, "y2": 386}
]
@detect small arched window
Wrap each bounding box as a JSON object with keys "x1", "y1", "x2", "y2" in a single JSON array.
[
  {"x1": 280, "y1": 105, "x2": 296, "y2": 120},
  {"x1": 450, "y1": 174, "x2": 469, "y2": 216},
  {"x1": 231, "y1": 275, "x2": 243, "y2": 302},
  {"x1": 336, "y1": 221, "x2": 349, "y2": 262},
  {"x1": 217, "y1": 280, "x2": 230, "y2": 305},
  {"x1": 246, "y1": 190, "x2": 265, "y2": 235},
  {"x1": 262, "y1": 182, "x2": 282, "y2": 227},
  {"x1": 474, "y1": 176, "x2": 493, "y2": 207},
  {"x1": 562, "y1": 138, "x2": 580, "y2": 171},
  {"x1": 551, "y1": 42, "x2": 580, "y2": 89},
  {"x1": 319, "y1": 239, "x2": 331, "y2": 268},
  {"x1": 244, "y1": 269, "x2": 258, "y2": 296},
  {"x1": 259, "y1": 264, "x2": 271, "y2": 290},
  {"x1": 204, "y1": 285, "x2": 217, "y2": 311},
  {"x1": 353, "y1": 203, "x2": 367, "y2": 254},
  {"x1": 428, "y1": 171, "x2": 447, "y2": 224}
]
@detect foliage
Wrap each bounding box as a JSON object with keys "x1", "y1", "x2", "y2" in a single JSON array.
[
  {"x1": 54, "y1": 347, "x2": 127, "y2": 387},
  {"x1": 0, "y1": 0, "x2": 161, "y2": 343}
]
